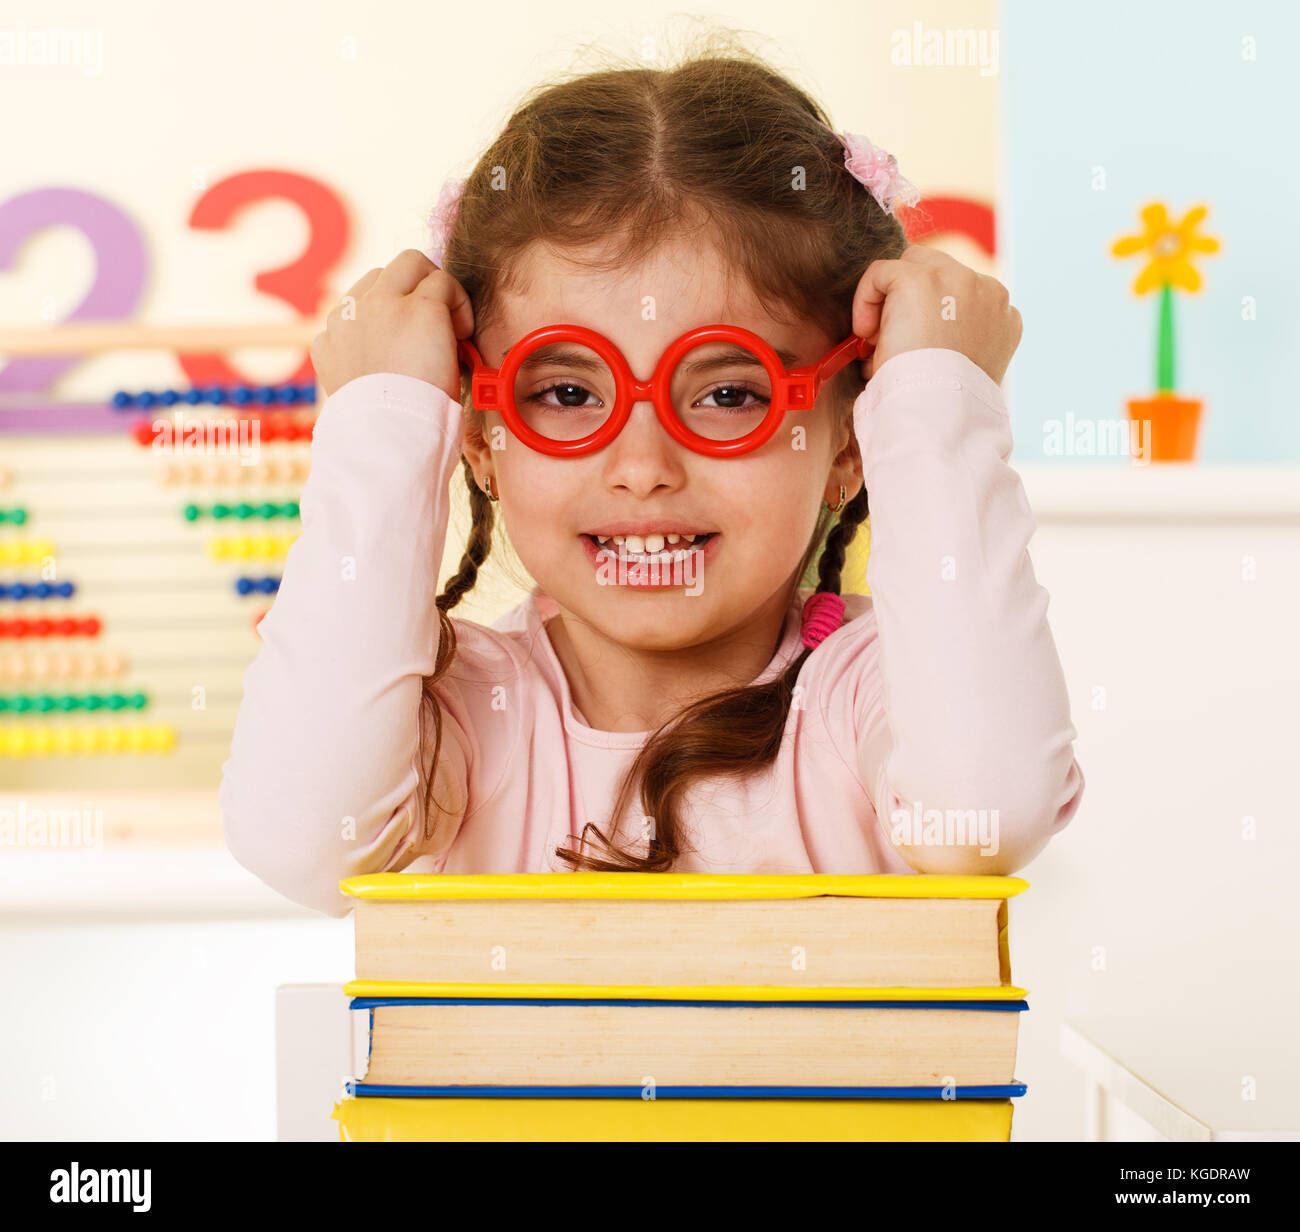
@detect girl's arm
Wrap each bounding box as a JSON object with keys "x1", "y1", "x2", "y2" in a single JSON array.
[
  {"x1": 848, "y1": 346, "x2": 1085, "y2": 874},
  {"x1": 218, "y1": 373, "x2": 472, "y2": 916}
]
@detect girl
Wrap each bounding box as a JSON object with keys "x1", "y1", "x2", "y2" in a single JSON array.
[{"x1": 220, "y1": 50, "x2": 1084, "y2": 917}]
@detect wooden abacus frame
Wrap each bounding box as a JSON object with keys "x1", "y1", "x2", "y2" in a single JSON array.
[
  {"x1": 0, "y1": 317, "x2": 329, "y2": 846},
  {"x1": 0, "y1": 320, "x2": 324, "y2": 356}
]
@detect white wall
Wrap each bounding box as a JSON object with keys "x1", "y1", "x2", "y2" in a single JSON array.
[{"x1": 1012, "y1": 466, "x2": 1300, "y2": 1140}]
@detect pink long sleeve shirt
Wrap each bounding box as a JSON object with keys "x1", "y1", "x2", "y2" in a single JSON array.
[{"x1": 219, "y1": 348, "x2": 1085, "y2": 917}]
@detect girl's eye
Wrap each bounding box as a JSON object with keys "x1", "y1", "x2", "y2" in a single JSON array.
[
  {"x1": 527, "y1": 382, "x2": 604, "y2": 410},
  {"x1": 696, "y1": 384, "x2": 771, "y2": 411}
]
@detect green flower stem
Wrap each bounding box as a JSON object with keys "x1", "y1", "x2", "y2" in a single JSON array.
[{"x1": 1156, "y1": 281, "x2": 1176, "y2": 393}]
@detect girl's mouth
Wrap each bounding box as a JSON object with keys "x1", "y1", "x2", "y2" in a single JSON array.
[{"x1": 579, "y1": 532, "x2": 720, "y2": 585}]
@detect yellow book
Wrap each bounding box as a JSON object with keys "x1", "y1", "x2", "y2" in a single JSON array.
[
  {"x1": 332, "y1": 1095, "x2": 1014, "y2": 1142},
  {"x1": 341, "y1": 872, "x2": 1026, "y2": 1002},
  {"x1": 334, "y1": 875, "x2": 1028, "y2": 1138}
]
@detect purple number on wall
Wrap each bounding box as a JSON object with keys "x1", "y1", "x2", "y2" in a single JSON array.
[{"x1": 0, "y1": 187, "x2": 147, "y2": 394}]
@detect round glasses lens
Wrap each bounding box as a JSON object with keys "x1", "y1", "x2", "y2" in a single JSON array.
[
  {"x1": 512, "y1": 340, "x2": 615, "y2": 443},
  {"x1": 670, "y1": 340, "x2": 774, "y2": 442}
]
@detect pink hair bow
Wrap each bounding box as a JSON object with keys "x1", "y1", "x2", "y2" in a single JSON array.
[
  {"x1": 838, "y1": 132, "x2": 920, "y2": 217},
  {"x1": 425, "y1": 177, "x2": 465, "y2": 268}
]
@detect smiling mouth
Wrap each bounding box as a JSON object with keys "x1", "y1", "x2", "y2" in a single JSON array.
[{"x1": 583, "y1": 532, "x2": 717, "y2": 562}]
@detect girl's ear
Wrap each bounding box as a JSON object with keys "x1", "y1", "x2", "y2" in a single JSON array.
[
  {"x1": 830, "y1": 418, "x2": 863, "y2": 477},
  {"x1": 828, "y1": 432, "x2": 864, "y2": 512},
  {"x1": 459, "y1": 418, "x2": 493, "y2": 473}
]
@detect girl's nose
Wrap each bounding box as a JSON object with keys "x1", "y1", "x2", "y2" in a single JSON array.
[{"x1": 598, "y1": 398, "x2": 689, "y2": 489}]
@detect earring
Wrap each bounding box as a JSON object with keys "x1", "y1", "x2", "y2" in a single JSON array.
[
  {"x1": 826, "y1": 483, "x2": 847, "y2": 514},
  {"x1": 483, "y1": 475, "x2": 498, "y2": 502}
]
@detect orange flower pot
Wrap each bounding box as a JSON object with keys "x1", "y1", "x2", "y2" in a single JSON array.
[{"x1": 1126, "y1": 393, "x2": 1203, "y2": 462}]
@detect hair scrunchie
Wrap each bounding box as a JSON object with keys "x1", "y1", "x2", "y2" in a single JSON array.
[
  {"x1": 835, "y1": 131, "x2": 921, "y2": 217},
  {"x1": 800, "y1": 590, "x2": 846, "y2": 650}
]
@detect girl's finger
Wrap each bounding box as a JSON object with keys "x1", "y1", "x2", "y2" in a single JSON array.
[
  {"x1": 851, "y1": 257, "x2": 909, "y2": 340},
  {"x1": 335, "y1": 267, "x2": 382, "y2": 308},
  {"x1": 857, "y1": 339, "x2": 878, "y2": 383},
  {"x1": 898, "y1": 243, "x2": 953, "y2": 268},
  {"x1": 412, "y1": 269, "x2": 476, "y2": 341},
  {"x1": 374, "y1": 248, "x2": 439, "y2": 296}
]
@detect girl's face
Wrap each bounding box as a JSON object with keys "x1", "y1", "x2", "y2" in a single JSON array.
[{"x1": 461, "y1": 236, "x2": 862, "y2": 651}]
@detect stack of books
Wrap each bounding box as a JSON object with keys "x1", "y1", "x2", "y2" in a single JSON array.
[{"x1": 330, "y1": 872, "x2": 1030, "y2": 1141}]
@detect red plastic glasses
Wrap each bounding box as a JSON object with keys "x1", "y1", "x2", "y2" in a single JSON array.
[{"x1": 455, "y1": 323, "x2": 873, "y2": 457}]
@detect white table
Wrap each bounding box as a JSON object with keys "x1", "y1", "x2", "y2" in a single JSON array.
[{"x1": 1061, "y1": 1019, "x2": 1300, "y2": 1142}]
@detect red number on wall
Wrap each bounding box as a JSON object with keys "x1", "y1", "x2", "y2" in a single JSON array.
[
  {"x1": 899, "y1": 197, "x2": 995, "y2": 256},
  {"x1": 178, "y1": 170, "x2": 348, "y2": 388}
]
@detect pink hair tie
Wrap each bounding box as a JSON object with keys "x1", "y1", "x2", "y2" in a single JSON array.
[
  {"x1": 801, "y1": 591, "x2": 846, "y2": 650},
  {"x1": 836, "y1": 131, "x2": 921, "y2": 218},
  {"x1": 425, "y1": 177, "x2": 465, "y2": 268}
]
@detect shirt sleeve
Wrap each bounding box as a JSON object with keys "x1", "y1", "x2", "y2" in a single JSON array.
[
  {"x1": 844, "y1": 347, "x2": 1085, "y2": 873},
  {"x1": 218, "y1": 372, "x2": 473, "y2": 916}
]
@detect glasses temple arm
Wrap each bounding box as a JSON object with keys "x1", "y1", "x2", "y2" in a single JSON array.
[
  {"x1": 456, "y1": 338, "x2": 486, "y2": 370},
  {"x1": 781, "y1": 334, "x2": 874, "y2": 407}
]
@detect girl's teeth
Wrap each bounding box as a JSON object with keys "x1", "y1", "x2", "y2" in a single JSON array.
[
  {"x1": 598, "y1": 532, "x2": 709, "y2": 555},
  {"x1": 607, "y1": 532, "x2": 699, "y2": 544}
]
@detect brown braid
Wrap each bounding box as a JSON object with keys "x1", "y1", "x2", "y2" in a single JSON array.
[
  {"x1": 436, "y1": 458, "x2": 496, "y2": 614},
  {"x1": 416, "y1": 459, "x2": 498, "y2": 839}
]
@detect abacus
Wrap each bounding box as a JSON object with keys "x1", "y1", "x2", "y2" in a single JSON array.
[{"x1": 0, "y1": 317, "x2": 322, "y2": 796}]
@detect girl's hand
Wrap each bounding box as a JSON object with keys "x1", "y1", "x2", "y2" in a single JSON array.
[
  {"x1": 852, "y1": 245, "x2": 1022, "y2": 384},
  {"x1": 310, "y1": 250, "x2": 475, "y2": 401}
]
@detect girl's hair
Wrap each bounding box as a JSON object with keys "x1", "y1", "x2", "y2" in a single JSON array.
[{"x1": 421, "y1": 34, "x2": 906, "y2": 872}]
